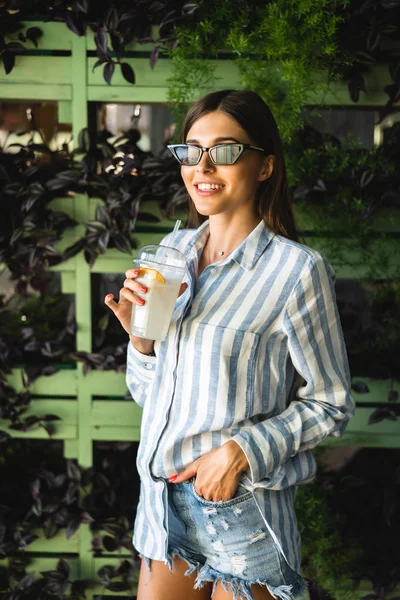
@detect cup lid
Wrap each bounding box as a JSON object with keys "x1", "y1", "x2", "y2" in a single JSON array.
[{"x1": 134, "y1": 244, "x2": 187, "y2": 269}]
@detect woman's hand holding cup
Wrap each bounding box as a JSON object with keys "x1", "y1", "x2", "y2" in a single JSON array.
[{"x1": 104, "y1": 268, "x2": 188, "y2": 353}]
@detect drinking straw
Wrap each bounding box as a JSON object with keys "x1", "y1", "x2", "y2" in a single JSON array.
[
  {"x1": 171, "y1": 219, "x2": 182, "y2": 239},
  {"x1": 161, "y1": 219, "x2": 181, "y2": 263},
  {"x1": 164, "y1": 219, "x2": 181, "y2": 249}
]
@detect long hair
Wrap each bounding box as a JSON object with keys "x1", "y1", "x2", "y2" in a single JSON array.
[{"x1": 181, "y1": 89, "x2": 303, "y2": 244}]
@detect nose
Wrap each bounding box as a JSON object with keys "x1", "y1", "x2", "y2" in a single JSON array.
[{"x1": 196, "y1": 149, "x2": 215, "y2": 173}]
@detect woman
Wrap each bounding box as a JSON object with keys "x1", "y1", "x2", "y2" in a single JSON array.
[{"x1": 105, "y1": 89, "x2": 355, "y2": 600}]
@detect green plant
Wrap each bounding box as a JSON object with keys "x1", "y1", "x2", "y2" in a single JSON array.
[
  {"x1": 0, "y1": 439, "x2": 141, "y2": 556},
  {"x1": 298, "y1": 447, "x2": 400, "y2": 600},
  {"x1": 286, "y1": 123, "x2": 400, "y2": 280},
  {"x1": 167, "y1": 0, "x2": 350, "y2": 142},
  {"x1": 0, "y1": 289, "x2": 76, "y2": 436},
  {"x1": 0, "y1": 557, "x2": 90, "y2": 600},
  {"x1": 0, "y1": 0, "x2": 198, "y2": 84}
]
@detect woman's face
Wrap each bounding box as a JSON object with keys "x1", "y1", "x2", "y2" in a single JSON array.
[{"x1": 181, "y1": 110, "x2": 273, "y2": 219}]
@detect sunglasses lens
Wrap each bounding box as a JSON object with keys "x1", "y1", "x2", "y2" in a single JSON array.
[
  {"x1": 210, "y1": 144, "x2": 242, "y2": 164},
  {"x1": 174, "y1": 145, "x2": 201, "y2": 165}
]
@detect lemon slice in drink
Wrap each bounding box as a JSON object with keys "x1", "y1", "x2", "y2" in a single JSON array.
[{"x1": 139, "y1": 265, "x2": 165, "y2": 283}]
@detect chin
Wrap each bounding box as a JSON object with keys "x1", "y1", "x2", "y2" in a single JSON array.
[{"x1": 191, "y1": 201, "x2": 227, "y2": 217}]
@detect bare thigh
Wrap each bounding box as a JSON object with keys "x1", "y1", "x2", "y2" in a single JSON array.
[
  {"x1": 136, "y1": 556, "x2": 213, "y2": 600},
  {"x1": 212, "y1": 581, "x2": 275, "y2": 600}
]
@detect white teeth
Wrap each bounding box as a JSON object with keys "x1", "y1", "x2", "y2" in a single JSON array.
[{"x1": 197, "y1": 183, "x2": 224, "y2": 191}]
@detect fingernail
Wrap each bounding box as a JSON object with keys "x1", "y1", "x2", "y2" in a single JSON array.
[
  {"x1": 106, "y1": 294, "x2": 113, "y2": 299},
  {"x1": 140, "y1": 286, "x2": 147, "y2": 293},
  {"x1": 133, "y1": 269, "x2": 139, "y2": 275},
  {"x1": 138, "y1": 298, "x2": 145, "y2": 305},
  {"x1": 169, "y1": 475, "x2": 178, "y2": 482}
]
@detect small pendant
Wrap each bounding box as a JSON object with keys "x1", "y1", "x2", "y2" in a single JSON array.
[{"x1": 218, "y1": 250, "x2": 225, "y2": 256}]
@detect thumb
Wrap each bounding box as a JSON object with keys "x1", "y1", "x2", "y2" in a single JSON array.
[
  {"x1": 178, "y1": 282, "x2": 188, "y2": 297},
  {"x1": 170, "y1": 462, "x2": 197, "y2": 483}
]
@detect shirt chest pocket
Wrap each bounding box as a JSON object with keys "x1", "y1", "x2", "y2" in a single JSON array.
[{"x1": 193, "y1": 323, "x2": 260, "y2": 419}]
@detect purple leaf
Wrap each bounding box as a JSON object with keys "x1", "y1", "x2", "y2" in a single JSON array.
[
  {"x1": 103, "y1": 61, "x2": 115, "y2": 85},
  {"x1": 121, "y1": 62, "x2": 135, "y2": 84},
  {"x1": 25, "y1": 27, "x2": 43, "y2": 47},
  {"x1": 150, "y1": 45, "x2": 159, "y2": 70},
  {"x1": 351, "y1": 380, "x2": 370, "y2": 394},
  {"x1": 66, "y1": 13, "x2": 86, "y2": 37},
  {"x1": 94, "y1": 28, "x2": 110, "y2": 59},
  {"x1": 66, "y1": 518, "x2": 80, "y2": 539},
  {"x1": 2, "y1": 52, "x2": 15, "y2": 75},
  {"x1": 102, "y1": 535, "x2": 118, "y2": 552}
]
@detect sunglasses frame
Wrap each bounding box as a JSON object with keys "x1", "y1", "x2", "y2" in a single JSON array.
[{"x1": 167, "y1": 142, "x2": 266, "y2": 166}]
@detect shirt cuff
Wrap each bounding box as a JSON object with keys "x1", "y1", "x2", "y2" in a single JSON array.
[
  {"x1": 230, "y1": 432, "x2": 273, "y2": 485},
  {"x1": 127, "y1": 341, "x2": 157, "y2": 379}
]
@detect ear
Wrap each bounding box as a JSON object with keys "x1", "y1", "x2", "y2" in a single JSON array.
[{"x1": 258, "y1": 154, "x2": 275, "y2": 182}]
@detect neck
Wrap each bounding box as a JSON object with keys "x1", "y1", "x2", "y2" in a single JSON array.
[{"x1": 204, "y1": 213, "x2": 261, "y2": 263}]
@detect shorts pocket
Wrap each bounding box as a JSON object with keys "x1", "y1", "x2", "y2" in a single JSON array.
[{"x1": 189, "y1": 478, "x2": 253, "y2": 507}]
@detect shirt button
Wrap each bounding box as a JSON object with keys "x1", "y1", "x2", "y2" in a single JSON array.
[{"x1": 144, "y1": 363, "x2": 153, "y2": 370}]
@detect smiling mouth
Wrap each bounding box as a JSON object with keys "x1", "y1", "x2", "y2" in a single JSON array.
[{"x1": 195, "y1": 183, "x2": 225, "y2": 191}]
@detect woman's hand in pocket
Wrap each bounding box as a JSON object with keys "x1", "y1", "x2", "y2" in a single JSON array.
[{"x1": 169, "y1": 440, "x2": 249, "y2": 502}]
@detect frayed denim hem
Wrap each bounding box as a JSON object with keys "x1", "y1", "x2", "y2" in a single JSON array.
[
  {"x1": 139, "y1": 547, "x2": 203, "y2": 578},
  {"x1": 193, "y1": 562, "x2": 308, "y2": 600},
  {"x1": 165, "y1": 547, "x2": 309, "y2": 600}
]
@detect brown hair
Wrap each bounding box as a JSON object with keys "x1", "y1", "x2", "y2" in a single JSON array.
[{"x1": 182, "y1": 89, "x2": 303, "y2": 244}]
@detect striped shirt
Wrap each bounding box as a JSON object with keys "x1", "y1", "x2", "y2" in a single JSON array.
[{"x1": 126, "y1": 218, "x2": 355, "y2": 575}]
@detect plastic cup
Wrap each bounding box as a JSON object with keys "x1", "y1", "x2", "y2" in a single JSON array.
[{"x1": 130, "y1": 244, "x2": 187, "y2": 341}]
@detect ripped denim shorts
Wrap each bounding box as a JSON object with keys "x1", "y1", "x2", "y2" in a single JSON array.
[{"x1": 141, "y1": 477, "x2": 308, "y2": 600}]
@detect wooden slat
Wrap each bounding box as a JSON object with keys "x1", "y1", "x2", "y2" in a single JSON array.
[
  {"x1": 64, "y1": 439, "x2": 78, "y2": 459},
  {"x1": 11, "y1": 22, "x2": 73, "y2": 50},
  {"x1": 306, "y1": 63, "x2": 398, "y2": 107},
  {"x1": 91, "y1": 426, "x2": 141, "y2": 441},
  {"x1": 24, "y1": 528, "x2": 80, "y2": 553},
  {"x1": 92, "y1": 400, "x2": 142, "y2": 427},
  {"x1": 0, "y1": 424, "x2": 77, "y2": 440},
  {"x1": 11, "y1": 399, "x2": 78, "y2": 423},
  {"x1": 0, "y1": 83, "x2": 72, "y2": 100},
  {"x1": 88, "y1": 199, "x2": 186, "y2": 227},
  {"x1": 323, "y1": 433, "x2": 400, "y2": 448},
  {"x1": 351, "y1": 378, "x2": 400, "y2": 402},
  {"x1": 0, "y1": 56, "x2": 71, "y2": 84},
  {"x1": 88, "y1": 57, "x2": 173, "y2": 86},
  {"x1": 321, "y1": 406, "x2": 400, "y2": 448},
  {"x1": 6, "y1": 368, "x2": 78, "y2": 394},
  {"x1": 84, "y1": 371, "x2": 127, "y2": 395},
  {"x1": 88, "y1": 85, "x2": 169, "y2": 102},
  {"x1": 61, "y1": 271, "x2": 76, "y2": 294}
]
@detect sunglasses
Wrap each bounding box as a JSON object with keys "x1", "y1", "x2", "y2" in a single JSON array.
[{"x1": 167, "y1": 143, "x2": 266, "y2": 166}]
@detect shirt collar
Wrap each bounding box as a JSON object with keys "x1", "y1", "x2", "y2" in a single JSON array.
[{"x1": 186, "y1": 218, "x2": 276, "y2": 272}]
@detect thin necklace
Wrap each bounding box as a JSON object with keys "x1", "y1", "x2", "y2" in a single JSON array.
[{"x1": 206, "y1": 240, "x2": 227, "y2": 262}]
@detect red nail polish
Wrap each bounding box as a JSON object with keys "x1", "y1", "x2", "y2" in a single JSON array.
[
  {"x1": 169, "y1": 475, "x2": 178, "y2": 482},
  {"x1": 106, "y1": 294, "x2": 113, "y2": 299}
]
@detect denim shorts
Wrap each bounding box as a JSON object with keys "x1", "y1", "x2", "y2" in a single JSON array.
[{"x1": 141, "y1": 477, "x2": 308, "y2": 600}]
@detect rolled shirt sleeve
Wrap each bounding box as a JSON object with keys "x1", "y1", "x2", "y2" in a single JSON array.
[
  {"x1": 126, "y1": 341, "x2": 156, "y2": 408},
  {"x1": 125, "y1": 230, "x2": 178, "y2": 408},
  {"x1": 232, "y1": 254, "x2": 356, "y2": 484}
]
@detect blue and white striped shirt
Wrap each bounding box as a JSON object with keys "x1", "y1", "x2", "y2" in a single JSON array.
[{"x1": 126, "y1": 218, "x2": 355, "y2": 575}]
